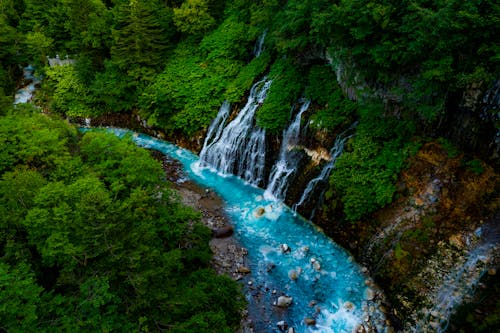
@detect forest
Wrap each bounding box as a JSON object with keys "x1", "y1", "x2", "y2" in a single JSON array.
[{"x1": 1, "y1": 0, "x2": 499, "y2": 332}]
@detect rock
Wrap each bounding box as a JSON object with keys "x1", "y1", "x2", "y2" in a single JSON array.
[
  {"x1": 312, "y1": 261, "x2": 321, "y2": 271},
  {"x1": 488, "y1": 268, "x2": 496, "y2": 275},
  {"x1": 287, "y1": 328, "x2": 295, "y2": 333},
  {"x1": 304, "y1": 318, "x2": 316, "y2": 326},
  {"x1": 280, "y1": 243, "x2": 291, "y2": 253},
  {"x1": 237, "y1": 266, "x2": 251, "y2": 274},
  {"x1": 288, "y1": 269, "x2": 299, "y2": 280},
  {"x1": 213, "y1": 225, "x2": 234, "y2": 238},
  {"x1": 449, "y1": 234, "x2": 465, "y2": 249},
  {"x1": 253, "y1": 206, "x2": 265, "y2": 217},
  {"x1": 361, "y1": 266, "x2": 368, "y2": 273},
  {"x1": 309, "y1": 300, "x2": 317, "y2": 307},
  {"x1": 277, "y1": 296, "x2": 293, "y2": 307},
  {"x1": 354, "y1": 324, "x2": 367, "y2": 333},
  {"x1": 344, "y1": 301, "x2": 354, "y2": 311},
  {"x1": 364, "y1": 288, "x2": 375, "y2": 301},
  {"x1": 276, "y1": 321, "x2": 288, "y2": 331}
]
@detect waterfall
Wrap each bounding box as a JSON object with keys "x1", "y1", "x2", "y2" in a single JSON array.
[
  {"x1": 253, "y1": 30, "x2": 267, "y2": 57},
  {"x1": 264, "y1": 100, "x2": 310, "y2": 201},
  {"x1": 14, "y1": 65, "x2": 39, "y2": 105},
  {"x1": 199, "y1": 79, "x2": 271, "y2": 186},
  {"x1": 199, "y1": 101, "x2": 231, "y2": 162},
  {"x1": 293, "y1": 124, "x2": 355, "y2": 218},
  {"x1": 411, "y1": 225, "x2": 499, "y2": 333}
]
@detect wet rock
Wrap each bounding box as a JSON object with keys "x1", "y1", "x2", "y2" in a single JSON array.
[
  {"x1": 288, "y1": 269, "x2": 299, "y2": 280},
  {"x1": 253, "y1": 207, "x2": 265, "y2": 217},
  {"x1": 344, "y1": 301, "x2": 354, "y2": 311},
  {"x1": 276, "y1": 321, "x2": 288, "y2": 331},
  {"x1": 287, "y1": 328, "x2": 295, "y2": 333},
  {"x1": 213, "y1": 225, "x2": 234, "y2": 238},
  {"x1": 312, "y1": 261, "x2": 321, "y2": 271},
  {"x1": 304, "y1": 318, "x2": 316, "y2": 326},
  {"x1": 354, "y1": 324, "x2": 367, "y2": 333},
  {"x1": 280, "y1": 243, "x2": 291, "y2": 253},
  {"x1": 237, "y1": 266, "x2": 251, "y2": 274},
  {"x1": 364, "y1": 288, "x2": 375, "y2": 301},
  {"x1": 277, "y1": 296, "x2": 293, "y2": 307}
]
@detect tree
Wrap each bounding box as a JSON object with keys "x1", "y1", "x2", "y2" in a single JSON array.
[
  {"x1": 173, "y1": 0, "x2": 216, "y2": 36},
  {"x1": 111, "y1": 0, "x2": 170, "y2": 80}
]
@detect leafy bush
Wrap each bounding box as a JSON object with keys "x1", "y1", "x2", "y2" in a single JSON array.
[
  {"x1": 331, "y1": 103, "x2": 420, "y2": 221},
  {"x1": 256, "y1": 58, "x2": 303, "y2": 134},
  {"x1": 306, "y1": 64, "x2": 357, "y2": 130}
]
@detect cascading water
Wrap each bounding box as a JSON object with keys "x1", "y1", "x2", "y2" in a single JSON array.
[
  {"x1": 199, "y1": 79, "x2": 271, "y2": 186},
  {"x1": 199, "y1": 100, "x2": 231, "y2": 161},
  {"x1": 83, "y1": 127, "x2": 388, "y2": 333},
  {"x1": 253, "y1": 30, "x2": 267, "y2": 57},
  {"x1": 14, "y1": 65, "x2": 39, "y2": 104},
  {"x1": 411, "y1": 224, "x2": 499, "y2": 333},
  {"x1": 293, "y1": 124, "x2": 355, "y2": 218},
  {"x1": 264, "y1": 99, "x2": 310, "y2": 201}
]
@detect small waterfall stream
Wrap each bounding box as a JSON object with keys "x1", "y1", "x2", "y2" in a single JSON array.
[
  {"x1": 199, "y1": 79, "x2": 271, "y2": 186},
  {"x1": 14, "y1": 65, "x2": 39, "y2": 104},
  {"x1": 293, "y1": 125, "x2": 355, "y2": 218},
  {"x1": 264, "y1": 100, "x2": 310, "y2": 201}
]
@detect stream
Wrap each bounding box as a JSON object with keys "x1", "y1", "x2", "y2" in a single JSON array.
[{"x1": 82, "y1": 128, "x2": 387, "y2": 333}]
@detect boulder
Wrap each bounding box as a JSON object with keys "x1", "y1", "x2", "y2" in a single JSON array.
[
  {"x1": 213, "y1": 225, "x2": 234, "y2": 238},
  {"x1": 276, "y1": 321, "x2": 288, "y2": 331},
  {"x1": 277, "y1": 296, "x2": 293, "y2": 308}
]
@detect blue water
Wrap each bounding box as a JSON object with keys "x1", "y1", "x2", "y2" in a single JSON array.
[{"x1": 84, "y1": 128, "x2": 373, "y2": 332}]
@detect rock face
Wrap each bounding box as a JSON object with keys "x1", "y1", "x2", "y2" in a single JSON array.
[{"x1": 312, "y1": 141, "x2": 499, "y2": 331}]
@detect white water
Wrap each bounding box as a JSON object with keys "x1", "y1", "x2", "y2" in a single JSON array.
[
  {"x1": 14, "y1": 66, "x2": 39, "y2": 104},
  {"x1": 265, "y1": 100, "x2": 310, "y2": 201},
  {"x1": 293, "y1": 124, "x2": 355, "y2": 218},
  {"x1": 199, "y1": 101, "x2": 231, "y2": 162},
  {"x1": 253, "y1": 31, "x2": 267, "y2": 57},
  {"x1": 199, "y1": 79, "x2": 271, "y2": 186},
  {"x1": 412, "y1": 228, "x2": 498, "y2": 333}
]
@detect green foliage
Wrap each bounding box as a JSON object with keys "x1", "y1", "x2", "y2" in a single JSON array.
[
  {"x1": 45, "y1": 65, "x2": 97, "y2": 117},
  {"x1": 224, "y1": 52, "x2": 271, "y2": 102},
  {"x1": 256, "y1": 58, "x2": 302, "y2": 134},
  {"x1": 331, "y1": 103, "x2": 420, "y2": 221},
  {"x1": 466, "y1": 159, "x2": 484, "y2": 175},
  {"x1": 173, "y1": 0, "x2": 216, "y2": 36},
  {"x1": 0, "y1": 112, "x2": 244, "y2": 332},
  {"x1": 111, "y1": 0, "x2": 171, "y2": 80},
  {"x1": 0, "y1": 262, "x2": 43, "y2": 332},
  {"x1": 306, "y1": 65, "x2": 357, "y2": 130},
  {"x1": 437, "y1": 137, "x2": 460, "y2": 158}
]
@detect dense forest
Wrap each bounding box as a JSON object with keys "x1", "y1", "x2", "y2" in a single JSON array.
[
  {"x1": 0, "y1": 108, "x2": 244, "y2": 331},
  {"x1": 1, "y1": 0, "x2": 499, "y2": 331}
]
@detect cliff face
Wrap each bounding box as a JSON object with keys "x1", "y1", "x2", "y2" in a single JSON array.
[{"x1": 313, "y1": 140, "x2": 499, "y2": 331}]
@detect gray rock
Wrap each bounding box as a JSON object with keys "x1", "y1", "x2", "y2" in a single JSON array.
[{"x1": 277, "y1": 296, "x2": 293, "y2": 307}]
